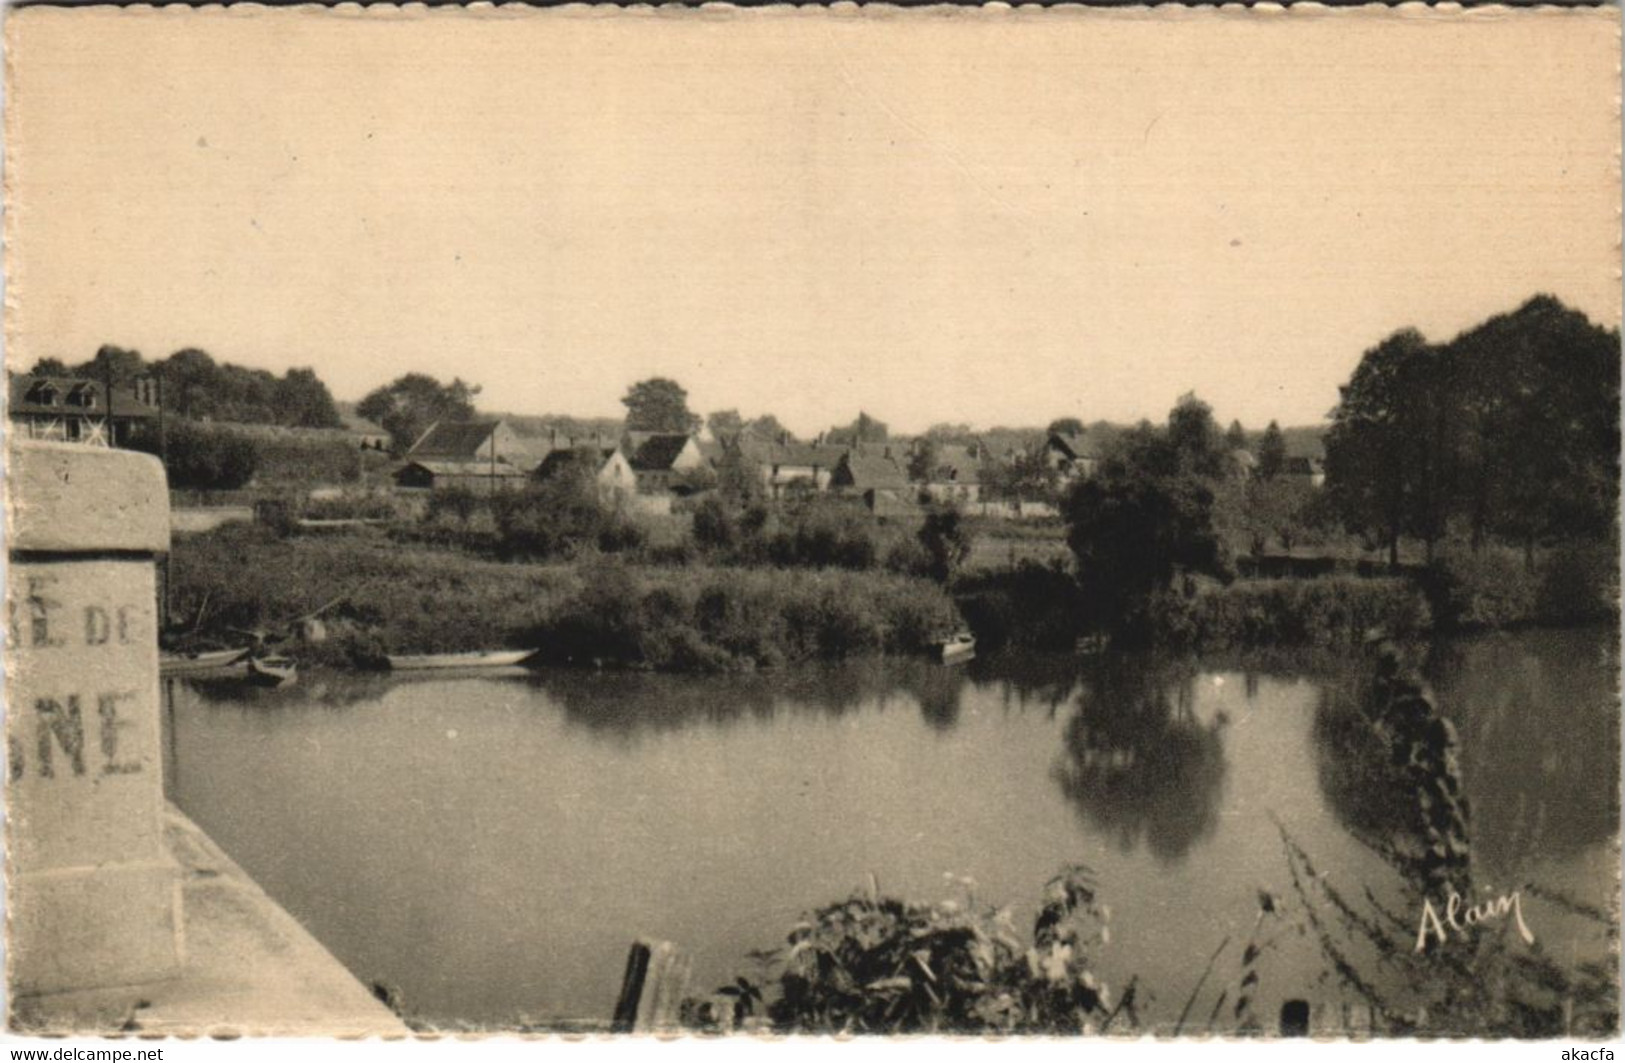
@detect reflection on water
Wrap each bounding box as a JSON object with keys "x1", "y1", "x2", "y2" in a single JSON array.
[
  {"x1": 1053, "y1": 660, "x2": 1228, "y2": 864},
  {"x1": 162, "y1": 627, "x2": 1617, "y2": 1031}
]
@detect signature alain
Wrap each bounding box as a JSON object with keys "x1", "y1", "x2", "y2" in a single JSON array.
[{"x1": 1415, "y1": 888, "x2": 1534, "y2": 952}]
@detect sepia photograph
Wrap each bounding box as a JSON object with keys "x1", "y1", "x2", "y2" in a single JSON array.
[{"x1": 2, "y1": 1, "x2": 1620, "y2": 1045}]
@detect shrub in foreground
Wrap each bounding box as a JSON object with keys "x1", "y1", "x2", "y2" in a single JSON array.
[{"x1": 682, "y1": 867, "x2": 1134, "y2": 1035}]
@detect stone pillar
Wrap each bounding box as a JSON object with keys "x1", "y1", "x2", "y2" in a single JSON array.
[{"x1": 7, "y1": 442, "x2": 181, "y2": 996}]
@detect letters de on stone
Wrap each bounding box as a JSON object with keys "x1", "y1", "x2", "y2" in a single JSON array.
[{"x1": 10, "y1": 575, "x2": 148, "y2": 783}]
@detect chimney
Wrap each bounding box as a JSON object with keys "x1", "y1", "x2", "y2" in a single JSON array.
[
  {"x1": 883, "y1": 445, "x2": 891, "y2": 459},
  {"x1": 550, "y1": 427, "x2": 558, "y2": 447},
  {"x1": 779, "y1": 431, "x2": 789, "y2": 445}
]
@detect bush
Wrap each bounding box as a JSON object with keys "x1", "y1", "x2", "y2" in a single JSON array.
[
  {"x1": 163, "y1": 421, "x2": 261, "y2": 490},
  {"x1": 1170, "y1": 576, "x2": 1432, "y2": 651},
  {"x1": 766, "y1": 500, "x2": 880, "y2": 570},
  {"x1": 684, "y1": 867, "x2": 1130, "y2": 1035},
  {"x1": 1419, "y1": 548, "x2": 1538, "y2": 630},
  {"x1": 918, "y1": 506, "x2": 971, "y2": 582},
  {"x1": 487, "y1": 484, "x2": 644, "y2": 559},
  {"x1": 529, "y1": 564, "x2": 960, "y2": 672},
  {"x1": 692, "y1": 496, "x2": 736, "y2": 551},
  {"x1": 1421, "y1": 543, "x2": 1617, "y2": 630},
  {"x1": 954, "y1": 560, "x2": 1087, "y2": 652},
  {"x1": 301, "y1": 492, "x2": 400, "y2": 521}
]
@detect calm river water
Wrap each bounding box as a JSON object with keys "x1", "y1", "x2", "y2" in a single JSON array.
[{"x1": 163, "y1": 627, "x2": 1618, "y2": 1031}]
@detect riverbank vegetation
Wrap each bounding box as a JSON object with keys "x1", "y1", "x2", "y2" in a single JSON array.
[
  {"x1": 153, "y1": 294, "x2": 1616, "y2": 669},
  {"x1": 166, "y1": 524, "x2": 957, "y2": 672}
]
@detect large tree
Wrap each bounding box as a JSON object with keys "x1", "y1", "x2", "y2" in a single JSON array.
[
  {"x1": 1257, "y1": 421, "x2": 1288, "y2": 481},
  {"x1": 1166, "y1": 392, "x2": 1227, "y2": 480},
  {"x1": 159, "y1": 348, "x2": 222, "y2": 419},
  {"x1": 1448, "y1": 295, "x2": 1620, "y2": 561},
  {"x1": 622, "y1": 377, "x2": 700, "y2": 433},
  {"x1": 985, "y1": 442, "x2": 1060, "y2": 503},
  {"x1": 76, "y1": 344, "x2": 146, "y2": 386},
  {"x1": 358, "y1": 373, "x2": 481, "y2": 453},
  {"x1": 272, "y1": 367, "x2": 344, "y2": 429},
  {"x1": 1323, "y1": 329, "x2": 1450, "y2": 566},
  {"x1": 27, "y1": 357, "x2": 72, "y2": 377},
  {"x1": 706, "y1": 408, "x2": 745, "y2": 440},
  {"x1": 1048, "y1": 417, "x2": 1086, "y2": 437},
  {"x1": 1063, "y1": 421, "x2": 1231, "y2": 638}
]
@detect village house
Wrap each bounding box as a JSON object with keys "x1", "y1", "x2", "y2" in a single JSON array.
[
  {"x1": 830, "y1": 449, "x2": 911, "y2": 513},
  {"x1": 734, "y1": 436, "x2": 849, "y2": 499},
  {"x1": 392, "y1": 419, "x2": 534, "y2": 493},
  {"x1": 533, "y1": 445, "x2": 637, "y2": 500},
  {"x1": 916, "y1": 442, "x2": 986, "y2": 505},
  {"x1": 1045, "y1": 432, "x2": 1099, "y2": 482},
  {"x1": 624, "y1": 431, "x2": 708, "y2": 494},
  {"x1": 7, "y1": 373, "x2": 160, "y2": 448}
]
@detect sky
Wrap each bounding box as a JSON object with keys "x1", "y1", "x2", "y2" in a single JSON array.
[{"x1": 6, "y1": 6, "x2": 1619, "y2": 436}]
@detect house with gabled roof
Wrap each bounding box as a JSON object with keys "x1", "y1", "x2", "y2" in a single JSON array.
[
  {"x1": 916, "y1": 442, "x2": 987, "y2": 504},
  {"x1": 831, "y1": 449, "x2": 912, "y2": 514},
  {"x1": 7, "y1": 373, "x2": 159, "y2": 448},
  {"x1": 1045, "y1": 432, "x2": 1098, "y2": 482},
  {"x1": 733, "y1": 435, "x2": 849, "y2": 499},
  {"x1": 534, "y1": 444, "x2": 637, "y2": 499},
  {"x1": 393, "y1": 418, "x2": 534, "y2": 492},
  {"x1": 624, "y1": 431, "x2": 708, "y2": 494}
]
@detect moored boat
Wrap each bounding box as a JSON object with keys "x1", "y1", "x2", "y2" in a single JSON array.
[
  {"x1": 160, "y1": 646, "x2": 250, "y2": 674},
  {"x1": 245, "y1": 654, "x2": 298, "y2": 687},
  {"x1": 936, "y1": 632, "x2": 977, "y2": 664},
  {"x1": 386, "y1": 648, "x2": 538, "y2": 671}
]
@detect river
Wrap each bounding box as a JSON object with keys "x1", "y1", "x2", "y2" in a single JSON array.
[{"x1": 162, "y1": 626, "x2": 1619, "y2": 1032}]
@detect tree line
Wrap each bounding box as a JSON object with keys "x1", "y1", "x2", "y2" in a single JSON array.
[
  {"x1": 28, "y1": 345, "x2": 345, "y2": 431},
  {"x1": 1324, "y1": 295, "x2": 1619, "y2": 568},
  {"x1": 1058, "y1": 294, "x2": 1618, "y2": 643}
]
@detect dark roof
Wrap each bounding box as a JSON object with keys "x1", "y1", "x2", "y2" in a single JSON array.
[
  {"x1": 535, "y1": 447, "x2": 619, "y2": 479},
  {"x1": 408, "y1": 420, "x2": 501, "y2": 459},
  {"x1": 7, "y1": 373, "x2": 159, "y2": 419},
  {"x1": 627, "y1": 433, "x2": 694, "y2": 472},
  {"x1": 838, "y1": 452, "x2": 908, "y2": 491},
  {"x1": 1047, "y1": 432, "x2": 1092, "y2": 460}
]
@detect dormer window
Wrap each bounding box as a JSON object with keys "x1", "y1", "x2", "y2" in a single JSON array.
[
  {"x1": 25, "y1": 381, "x2": 58, "y2": 406},
  {"x1": 66, "y1": 384, "x2": 97, "y2": 409}
]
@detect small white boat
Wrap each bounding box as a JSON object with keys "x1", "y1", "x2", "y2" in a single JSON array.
[
  {"x1": 386, "y1": 648, "x2": 538, "y2": 671},
  {"x1": 245, "y1": 655, "x2": 298, "y2": 687},
  {"x1": 936, "y1": 632, "x2": 977, "y2": 664},
  {"x1": 160, "y1": 646, "x2": 250, "y2": 674}
]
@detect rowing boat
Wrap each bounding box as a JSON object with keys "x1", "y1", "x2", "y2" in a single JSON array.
[
  {"x1": 159, "y1": 646, "x2": 250, "y2": 674},
  {"x1": 386, "y1": 648, "x2": 538, "y2": 671}
]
